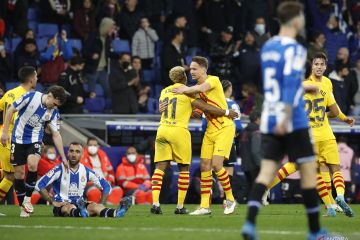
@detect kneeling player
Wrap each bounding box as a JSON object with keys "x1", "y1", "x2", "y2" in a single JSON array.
[
  {"x1": 35, "y1": 142, "x2": 132, "y2": 218},
  {"x1": 151, "y1": 66, "x2": 238, "y2": 214}
]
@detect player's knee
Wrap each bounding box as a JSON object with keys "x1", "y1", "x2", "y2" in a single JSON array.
[
  {"x1": 14, "y1": 168, "x2": 25, "y2": 179},
  {"x1": 200, "y1": 160, "x2": 211, "y2": 172},
  {"x1": 328, "y1": 164, "x2": 340, "y2": 173},
  {"x1": 27, "y1": 163, "x2": 38, "y2": 172}
]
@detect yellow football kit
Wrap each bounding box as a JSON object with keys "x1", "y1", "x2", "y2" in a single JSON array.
[
  {"x1": 154, "y1": 83, "x2": 195, "y2": 164},
  {"x1": 199, "y1": 75, "x2": 235, "y2": 160},
  {"x1": 0, "y1": 85, "x2": 27, "y2": 172},
  {"x1": 303, "y1": 80, "x2": 339, "y2": 165}
]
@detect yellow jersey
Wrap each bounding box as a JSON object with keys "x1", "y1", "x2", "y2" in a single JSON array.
[
  {"x1": 308, "y1": 74, "x2": 333, "y2": 92},
  {"x1": 159, "y1": 83, "x2": 195, "y2": 129},
  {"x1": 200, "y1": 75, "x2": 233, "y2": 133},
  {"x1": 0, "y1": 85, "x2": 27, "y2": 135},
  {"x1": 303, "y1": 80, "x2": 336, "y2": 142}
]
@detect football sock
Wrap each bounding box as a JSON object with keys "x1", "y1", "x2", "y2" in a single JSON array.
[
  {"x1": 70, "y1": 208, "x2": 81, "y2": 217},
  {"x1": 268, "y1": 162, "x2": 297, "y2": 189},
  {"x1": 302, "y1": 188, "x2": 320, "y2": 233},
  {"x1": 321, "y1": 171, "x2": 335, "y2": 205},
  {"x1": 333, "y1": 171, "x2": 345, "y2": 196},
  {"x1": 200, "y1": 170, "x2": 212, "y2": 208},
  {"x1": 25, "y1": 171, "x2": 37, "y2": 197},
  {"x1": 100, "y1": 208, "x2": 116, "y2": 218},
  {"x1": 316, "y1": 174, "x2": 332, "y2": 207},
  {"x1": 215, "y1": 168, "x2": 234, "y2": 202},
  {"x1": 0, "y1": 177, "x2": 13, "y2": 201},
  {"x1": 177, "y1": 171, "x2": 190, "y2": 208},
  {"x1": 151, "y1": 169, "x2": 164, "y2": 206},
  {"x1": 246, "y1": 183, "x2": 266, "y2": 224},
  {"x1": 14, "y1": 179, "x2": 26, "y2": 205}
]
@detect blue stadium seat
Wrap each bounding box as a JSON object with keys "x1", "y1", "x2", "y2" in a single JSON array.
[
  {"x1": 37, "y1": 23, "x2": 58, "y2": 38},
  {"x1": 27, "y1": 8, "x2": 37, "y2": 21},
  {"x1": 5, "y1": 82, "x2": 19, "y2": 91},
  {"x1": 143, "y1": 70, "x2": 155, "y2": 83},
  {"x1": 153, "y1": 84, "x2": 163, "y2": 99},
  {"x1": 185, "y1": 55, "x2": 192, "y2": 65},
  {"x1": 11, "y1": 37, "x2": 21, "y2": 51},
  {"x1": 4, "y1": 39, "x2": 11, "y2": 52},
  {"x1": 68, "y1": 38, "x2": 82, "y2": 51},
  {"x1": 155, "y1": 40, "x2": 163, "y2": 56},
  {"x1": 84, "y1": 84, "x2": 104, "y2": 97},
  {"x1": 147, "y1": 97, "x2": 159, "y2": 113},
  {"x1": 112, "y1": 39, "x2": 130, "y2": 53},
  {"x1": 36, "y1": 38, "x2": 48, "y2": 51},
  {"x1": 83, "y1": 97, "x2": 105, "y2": 113},
  {"x1": 28, "y1": 21, "x2": 38, "y2": 32},
  {"x1": 35, "y1": 82, "x2": 43, "y2": 92}
]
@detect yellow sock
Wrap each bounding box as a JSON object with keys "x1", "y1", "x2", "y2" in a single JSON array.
[
  {"x1": 321, "y1": 171, "x2": 335, "y2": 205},
  {"x1": 177, "y1": 171, "x2": 190, "y2": 208},
  {"x1": 0, "y1": 178, "x2": 13, "y2": 201},
  {"x1": 333, "y1": 171, "x2": 345, "y2": 196},
  {"x1": 316, "y1": 174, "x2": 332, "y2": 207},
  {"x1": 268, "y1": 162, "x2": 297, "y2": 189},
  {"x1": 216, "y1": 168, "x2": 234, "y2": 202},
  {"x1": 200, "y1": 171, "x2": 212, "y2": 208},
  {"x1": 151, "y1": 169, "x2": 164, "y2": 205}
]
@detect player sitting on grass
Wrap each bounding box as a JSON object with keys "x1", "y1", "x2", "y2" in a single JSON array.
[
  {"x1": 35, "y1": 142, "x2": 132, "y2": 218},
  {"x1": 151, "y1": 66, "x2": 238, "y2": 215}
]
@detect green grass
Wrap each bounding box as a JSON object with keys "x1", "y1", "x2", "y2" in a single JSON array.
[{"x1": 0, "y1": 204, "x2": 359, "y2": 240}]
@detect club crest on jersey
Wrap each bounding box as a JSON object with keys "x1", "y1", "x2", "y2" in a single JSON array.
[
  {"x1": 81, "y1": 176, "x2": 86, "y2": 182},
  {"x1": 47, "y1": 169, "x2": 55, "y2": 177}
]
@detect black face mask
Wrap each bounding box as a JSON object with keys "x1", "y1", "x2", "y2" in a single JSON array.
[{"x1": 122, "y1": 61, "x2": 130, "y2": 69}]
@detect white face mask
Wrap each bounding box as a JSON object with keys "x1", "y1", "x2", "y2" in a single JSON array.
[
  {"x1": 255, "y1": 24, "x2": 266, "y2": 35},
  {"x1": 127, "y1": 154, "x2": 137, "y2": 163},
  {"x1": 47, "y1": 153, "x2": 56, "y2": 161},
  {"x1": 88, "y1": 146, "x2": 98, "y2": 155}
]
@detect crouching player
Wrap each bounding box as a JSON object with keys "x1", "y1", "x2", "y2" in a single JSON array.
[{"x1": 35, "y1": 142, "x2": 132, "y2": 218}]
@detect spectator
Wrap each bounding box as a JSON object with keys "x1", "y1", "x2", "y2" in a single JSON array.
[
  {"x1": 118, "y1": 0, "x2": 144, "y2": 41},
  {"x1": 210, "y1": 26, "x2": 240, "y2": 86},
  {"x1": 83, "y1": 17, "x2": 115, "y2": 99},
  {"x1": 253, "y1": 17, "x2": 271, "y2": 48},
  {"x1": 336, "y1": 47, "x2": 352, "y2": 68},
  {"x1": 132, "y1": 17, "x2": 159, "y2": 69},
  {"x1": 0, "y1": 0, "x2": 27, "y2": 37},
  {"x1": 307, "y1": 31, "x2": 328, "y2": 61},
  {"x1": 14, "y1": 29, "x2": 37, "y2": 58},
  {"x1": 81, "y1": 137, "x2": 124, "y2": 205},
  {"x1": 160, "y1": 29, "x2": 187, "y2": 86},
  {"x1": 350, "y1": 58, "x2": 360, "y2": 115},
  {"x1": 59, "y1": 56, "x2": 96, "y2": 113},
  {"x1": 14, "y1": 38, "x2": 41, "y2": 76},
  {"x1": 115, "y1": 146, "x2": 152, "y2": 205},
  {"x1": 40, "y1": 0, "x2": 73, "y2": 25},
  {"x1": 239, "y1": 110, "x2": 261, "y2": 200},
  {"x1": 166, "y1": 15, "x2": 188, "y2": 44},
  {"x1": 338, "y1": 137, "x2": 357, "y2": 203},
  {"x1": 0, "y1": 17, "x2": 4, "y2": 39},
  {"x1": 349, "y1": 27, "x2": 360, "y2": 63},
  {"x1": 131, "y1": 56, "x2": 151, "y2": 113},
  {"x1": 240, "y1": 83, "x2": 263, "y2": 115},
  {"x1": 109, "y1": 53, "x2": 139, "y2": 114},
  {"x1": 73, "y1": 0, "x2": 97, "y2": 40},
  {"x1": 40, "y1": 30, "x2": 73, "y2": 86},
  {"x1": 95, "y1": 0, "x2": 121, "y2": 25},
  {"x1": 329, "y1": 63, "x2": 352, "y2": 113},
  {"x1": 0, "y1": 38, "x2": 13, "y2": 85}
]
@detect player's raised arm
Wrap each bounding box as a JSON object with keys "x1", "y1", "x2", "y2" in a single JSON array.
[{"x1": 192, "y1": 98, "x2": 238, "y2": 119}]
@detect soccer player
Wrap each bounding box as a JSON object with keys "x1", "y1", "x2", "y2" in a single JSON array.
[
  {"x1": 35, "y1": 142, "x2": 132, "y2": 218},
  {"x1": 0, "y1": 85, "x2": 68, "y2": 217},
  {"x1": 172, "y1": 56, "x2": 237, "y2": 215},
  {"x1": 0, "y1": 66, "x2": 37, "y2": 204},
  {"x1": 264, "y1": 53, "x2": 355, "y2": 217},
  {"x1": 151, "y1": 66, "x2": 238, "y2": 215},
  {"x1": 240, "y1": 2, "x2": 326, "y2": 239}
]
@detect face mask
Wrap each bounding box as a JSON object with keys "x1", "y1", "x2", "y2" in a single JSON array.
[
  {"x1": 127, "y1": 154, "x2": 137, "y2": 163},
  {"x1": 0, "y1": 45, "x2": 4, "y2": 51},
  {"x1": 88, "y1": 146, "x2": 98, "y2": 155},
  {"x1": 47, "y1": 153, "x2": 56, "y2": 161},
  {"x1": 254, "y1": 24, "x2": 265, "y2": 35},
  {"x1": 122, "y1": 61, "x2": 130, "y2": 69}
]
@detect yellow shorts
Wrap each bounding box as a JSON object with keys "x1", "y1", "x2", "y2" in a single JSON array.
[
  {"x1": 314, "y1": 139, "x2": 340, "y2": 165},
  {"x1": 200, "y1": 124, "x2": 235, "y2": 160},
  {"x1": 0, "y1": 143, "x2": 14, "y2": 173},
  {"x1": 154, "y1": 125, "x2": 191, "y2": 165}
]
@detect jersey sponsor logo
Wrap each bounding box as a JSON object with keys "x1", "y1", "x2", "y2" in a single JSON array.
[
  {"x1": 28, "y1": 114, "x2": 43, "y2": 128},
  {"x1": 69, "y1": 183, "x2": 79, "y2": 196}
]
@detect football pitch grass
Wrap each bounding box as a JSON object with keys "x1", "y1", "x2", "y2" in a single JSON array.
[{"x1": 1, "y1": 204, "x2": 359, "y2": 240}]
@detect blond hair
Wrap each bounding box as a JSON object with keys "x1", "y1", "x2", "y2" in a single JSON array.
[{"x1": 169, "y1": 66, "x2": 186, "y2": 83}]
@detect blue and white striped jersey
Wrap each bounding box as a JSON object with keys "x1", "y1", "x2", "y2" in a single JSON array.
[
  {"x1": 259, "y1": 36, "x2": 308, "y2": 134},
  {"x1": 12, "y1": 91, "x2": 60, "y2": 144},
  {"x1": 35, "y1": 163, "x2": 111, "y2": 204}
]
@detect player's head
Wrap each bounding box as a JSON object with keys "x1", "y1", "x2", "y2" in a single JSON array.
[
  {"x1": 68, "y1": 142, "x2": 84, "y2": 167},
  {"x1": 18, "y1": 66, "x2": 38, "y2": 89},
  {"x1": 126, "y1": 146, "x2": 138, "y2": 164},
  {"x1": 311, "y1": 52, "x2": 328, "y2": 78},
  {"x1": 169, "y1": 66, "x2": 187, "y2": 84},
  {"x1": 190, "y1": 56, "x2": 208, "y2": 81},
  {"x1": 44, "y1": 145, "x2": 57, "y2": 161},
  {"x1": 221, "y1": 80, "x2": 232, "y2": 98},
  {"x1": 87, "y1": 137, "x2": 99, "y2": 156},
  {"x1": 45, "y1": 85, "x2": 67, "y2": 109},
  {"x1": 277, "y1": 1, "x2": 305, "y2": 33}
]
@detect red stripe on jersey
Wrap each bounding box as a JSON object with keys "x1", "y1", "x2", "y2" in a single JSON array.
[
  {"x1": 201, "y1": 179, "x2": 213, "y2": 183},
  {"x1": 201, "y1": 190, "x2": 211, "y2": 194},
  {"x1": 281, "y1": 166, "x2": 289, "y2": 176},
  {"x1": 218, "y1": 171, "x2": 228, "y2": 178},
  {"x1": 333, "y1": 179, "x2": 344, "y2": 185},
  {"x1": 178, "y1": 187, "x2": 189, "y2": 191},
  {"x1": 178, "y1": 176, "x2": 190, "y2": 180},
  {"x1": 223, "y1": 187, "x2": 231, "y2": 192},
  {"x1": 277, "y1": 173, "x2": 284, "y2": 181},
  {"x1": 153, "y1": 173, "x2": 164, "y2": 177}
]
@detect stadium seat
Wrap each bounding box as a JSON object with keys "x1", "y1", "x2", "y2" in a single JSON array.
[
  {"x1": 185, "y1": 55, "x2": 192, "y2": 65},
  {"x1": 155, "y1": 40, "x2": 163, "y2": 56},
  {"x1": 68, "y1": 38, "x2": 82, "y2": 51},
  {"x1": 5, "y1": 82, "x2": 19, "y2": 91},
  {"x1": 37, "y1": 23, "x2": 58, "y2": 38},
  {"x1": 84, "y1": 84, "x2": 104, "y2": 97},
  {"x1": 112, "y1": 39, "x2": 130, "y2": 53},
  {"x1": 11, "y1": 37, "x2": 21, "y2": 51},
  {"x1": 153, "y1": 84, "x2": 163, "y2": 99},
  {"x1": 4, "y1": 39, "x2": 11, "y2": 52},
  {"x1": 83, "y1": 97, "x2": 105, "y2": 113},
  {"x1": 35, "y1": 82, "x2": 43, "y2": 92},
  {"x1": 28, "y1": 21, "x2": 38, "y2": 32},
  {"x1": 147, "y1": 97, "x2": 159, "y2": 113},
  {"x1": 143, "y1": 70, "x2": 155, "y2": 83},
  {"x1": 36, "y1": 38, "x2": 48, "y2": 51},
  {"x1": 27, "y1": 8, "x2": 37, "y2": 21}
]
